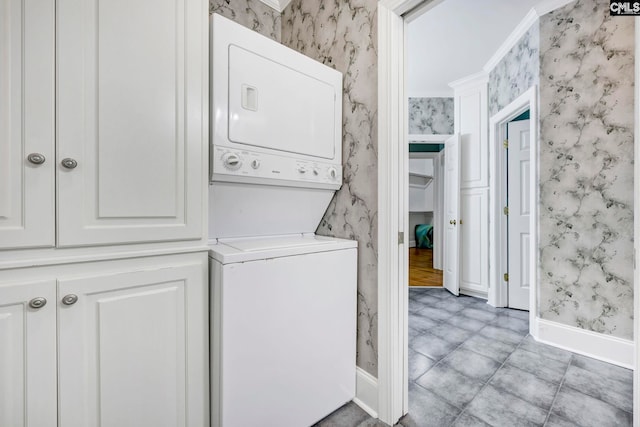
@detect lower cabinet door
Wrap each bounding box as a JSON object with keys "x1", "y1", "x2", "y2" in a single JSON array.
[
  {"x1": 0, "y1": 280, "x2": 57, "y2": 427},
  {"x1": 57, "y1": 257, "x2": 207, "y2": 427}
]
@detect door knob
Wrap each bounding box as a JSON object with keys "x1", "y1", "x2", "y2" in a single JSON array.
[
  {"x1": 60, "y1": 158, "x2": 78, "y2": 169},
  {"x1": 452, "y1": 219, "x2": 457, "y2": 225},
  {"x1": 27, "y1": 153, "x2": 46, "y2": 165},
  {"x1": 449, "y1": 220, "x2": 453, "y2": 225},
  {"x1": 61, "y1": 294, "x2": 78, "y2": 305},
  {"x1": 29, "y1": 297, "x2": 47, "y2": 309},
  {"x1": 459, "y1": 219, "x2": 463, "y2": 225}
]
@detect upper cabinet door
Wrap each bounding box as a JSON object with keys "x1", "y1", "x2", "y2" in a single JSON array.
[
  {"x1": 56, "y1": 0, "x2": 206, "y2": 247},
  {"x1": 455, "y1": 83, "x2": 488, "y2": 189},
  {"x1": 0, "y1": 0, "x2": 55, "y2": 249}
]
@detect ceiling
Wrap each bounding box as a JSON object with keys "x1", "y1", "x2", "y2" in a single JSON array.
[{"x1": 407, "y1": 0, "x2": 539, "y2": 97}]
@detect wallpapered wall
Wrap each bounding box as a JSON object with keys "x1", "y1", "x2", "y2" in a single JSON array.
[
  {"x1": 282, "y1": 0, "x2": 379, "y2": 376},
  {"x1": 209, "y1": 0, "x2": 281, "y2": 41},
  {"x1": 488, "y1": 23, "x2": 540, "y2": 117},
  {"x1": 538, "y1": 0, "x2": 634, "y2": 339},
  {"x1": 409, "y1": 97, "x2": 454, "y2": 135}
]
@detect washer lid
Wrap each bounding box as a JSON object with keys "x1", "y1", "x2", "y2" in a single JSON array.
[{"x1": 208, "y1": 234, "x2": 357, "y2": 264}]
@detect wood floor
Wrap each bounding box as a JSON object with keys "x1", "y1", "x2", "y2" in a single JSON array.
[{"x1": 409, "y1": 248, "x2": 443, "y2": 287}]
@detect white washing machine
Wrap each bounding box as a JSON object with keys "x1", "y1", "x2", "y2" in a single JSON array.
[{"x1": 209, "y1": 15, "x2": 357, "y2": 427}]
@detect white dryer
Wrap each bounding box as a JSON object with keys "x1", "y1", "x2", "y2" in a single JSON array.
[{"x1": 209, "y1": 14, "x2": 357, "y2": 427}]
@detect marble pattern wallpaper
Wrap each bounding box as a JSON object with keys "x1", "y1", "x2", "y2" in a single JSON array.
[
  {"x1": 209, "y1": 0, "x2": 281, "y2": 41},
  {"x1": 408, "y1": 97, "x2": 454, "y2": 135},
  {"x1": 538, "y1": 0, "x2": 634, "y2": 339},
  {"x1": 282, "y1": 0, "x2": 379, "y2": 375},
  {"x1": 488, "y1": 23, "x2": 540, "y2": 117}
]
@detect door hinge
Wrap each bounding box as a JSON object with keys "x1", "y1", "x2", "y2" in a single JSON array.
[
  {"x1": 503, "y1": 206, "x2": 509, "y2": 216},
  {"x1": 398, "y1": 232, "x2": 404, "y2": 245},
  {"x1": 503, "y1": 273, "x2": 509, "y2": 282},
  {"x1": 503, "y1": 139, "x2": 509, "y2": 149}
]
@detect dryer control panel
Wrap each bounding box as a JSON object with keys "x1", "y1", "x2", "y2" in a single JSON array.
[{"x1": 211, "y1": 147, "x2": 342, "y2": 189}]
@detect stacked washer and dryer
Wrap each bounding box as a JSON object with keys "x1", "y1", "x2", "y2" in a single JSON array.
[{"x1": 208, "y1": 15, "x2": 358, "y2": 427}]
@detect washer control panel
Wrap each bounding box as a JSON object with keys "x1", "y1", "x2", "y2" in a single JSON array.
[{"x1": 211, "y1": 147, "x2": 342, "y2": 187}]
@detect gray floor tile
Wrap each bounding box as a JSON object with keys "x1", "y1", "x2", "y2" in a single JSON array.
[
  {"x1": 460, "y1": 334, "x2": 516, "y2": 363},
  {"x1": 551, "y1": 385, "x2": 632, "y2": 427},
  {"x1": 414, "y1": 294, "x2": 443, "y2": 307},
  {"x1": 464, "y1": 300, "x2": 502, "y2": 313},
  {"x1": 450, "y1": 413, "x2": 492, "y2": 427},
  {"x1": 415, "y1": 364, "x2": 484, "y2": 409},
  {"x1": 478, "y1": 324, "x2": 526, "y2": 345},
  {"x1": 315, "y1": 401, "x2": 370, "y2": 427},
  {"x1": 438, "y1": 300, "x2": 467, "y2": 313},
  {"x1": 420, "y1": 307, "x2": 455, "y2": 322},
  {"x1": 409, "y1": 313, "x2": 439, "y2": 332},
  {"x1": 409, "y1": 301, "x2": 427, "y2": 314},
  {"x1": 409, "y1": 348, "x2": 436, "y2": 381},
  {"x1": 456, "y1": 295, "x2": 481, "y2": 305},
  {"x1": 570, "y1": 354, "x2": 633, "y2": 386},
  {"x1": 445, "y1": 315, "x2": 487, "y2": 332},
  {"x1": 422, "y1": 288, "x2": 450, "y2": 299},
  {"x1": 411, "y1": 332, "x2": 458, "y2": 361},
  {"x1": 562, "y1": 364, "x2": 633, "y2": 413},
  {"x1": 441, "y1": 348, "x2": 501, "y2": 382},
  {"x1": 498, "y1": 308, "x2": 529, "y2": 320},
  {"x1": 459, "y1": 308, "x2": 497, "y2": 323},
  {"x1": 428, "y1": 323, "x2": 474, "y2": 345},
  {"x1": 356, "y1": 419, "x2": 389, "y2": 427},
  {"x1": 518, "y1": 335, "x2": 573, "y2": 364},
  {"x1": 489, "y1": 364, "x2": 559, "y2": 410},
  {"x1": 399, "y1": 383, "x2": 461, "y2": 427},
  {"x1": 544, "y1": 413, "x2": 579, "y2": 427},
  {"x1": 466, "y1": 385, "x2": 548, "y2": 427},
  {"x1": 491, "y1": 315, "x2": 529, "y2": 334},
  {"x1": 505, "y1": 348, "x2": 568, "y2": 384},
  {"x1": 409, "y1": 326, "x2": 422, "y2": 342}
]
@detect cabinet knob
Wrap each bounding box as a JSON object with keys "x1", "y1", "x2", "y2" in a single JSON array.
[
  {"x1": 61, "y1": 158, "x2": 78, "y2": 169},
  {"x1": 62, "y1": 294, "x2": 78, "y2": 305},
  {"x1": 29, "y1": 297, "x2": 47, "y2": 309},
  {"x1": 27, "y1": 153, "x2": 46, "y2": 165}
]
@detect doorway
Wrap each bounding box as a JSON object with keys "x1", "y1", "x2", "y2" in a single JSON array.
[{"x1": 408, "y1": 141, "x2": 446, "y2": 288}]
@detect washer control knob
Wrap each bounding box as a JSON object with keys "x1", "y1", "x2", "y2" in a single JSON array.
[
  {"x1": 313, "y1": 168, "x2": 319, "y2": 176},
  {"x1": 298, "y1": 166, "x2": 307, "y2": 174},
  {"x1": 251, "y1": 159, "x2": 260, "y2": 169},
  {"x1": 328, "y1": 167, "x2": 338, "y2": 180},
  {"x1": 222, "y1": 153, "x2": 242, "y2": 170}
]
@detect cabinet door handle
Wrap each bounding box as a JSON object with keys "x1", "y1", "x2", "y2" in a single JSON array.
[
  {"x1": 60, "y1": 158, "x2": 78, "y2": 169},
  {"x1": 27, "y1": 153, "x2": 46, "y2": 165},
  {"x1": 29, "y1": 297, "x2": 47, "y2": 309},
  {"x1": 62, "y1": 294, "x2": 78, "y2": 305}
]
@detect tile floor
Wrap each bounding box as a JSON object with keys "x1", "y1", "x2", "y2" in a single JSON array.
[{"x1": 316, "y1": 287, "x2": 633, "y2": 427}]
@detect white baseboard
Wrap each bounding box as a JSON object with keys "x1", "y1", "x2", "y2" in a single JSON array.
[
  {"x1": 534, "y1": 318, "x2": 635, "y2": 369},
  {"x1": 409, "y1": 240, "x2": 416, "y2": 248},
  {"x1": 353, "y1": 367, "x2": 378, "y2": 418}
]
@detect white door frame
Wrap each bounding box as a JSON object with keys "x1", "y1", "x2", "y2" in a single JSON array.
[
  {"x1": 633, "y1": 18, "x2": 639, "y2": 427},
  {"x1": 487, "y1": 87, "x2": 538, "y2": 337},
  {"x1": 379, "y1": 2, "x2": 639, "y2": 425}
]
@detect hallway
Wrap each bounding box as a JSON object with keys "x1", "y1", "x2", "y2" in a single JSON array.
[{"x1": 316, "y1": 288, "x2": 633, "y2": 426}]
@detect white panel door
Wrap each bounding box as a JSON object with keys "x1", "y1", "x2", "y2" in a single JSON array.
[
  {"x1": 58, "y1": 260, "x2": 207, "y2": 427},
  {"x1": 56, "y1": 0, "x2": 205, "y2": 247},
  {"x1": 507, "y1": 120, "x2": 531, "y2": 310},
  {"x1": 0, "y1": 0, "x2": 55, "y2": 249},
  {"x1": 0, "y1": 280, "x2": 57, "y2": 427},
  {"x1": 443, "y1": 136, "x2": 460, "y2": 296},
  {"x1": 460, "y1": 188, "x2": 489, "y2": 296},
  {"x1": 457, "y1": 84, "x2": 488, "y2": 189}
]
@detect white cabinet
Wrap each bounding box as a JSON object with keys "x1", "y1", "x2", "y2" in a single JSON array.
[
  {"x1": 0, "y1": 280, "x2": 57, "y2": 427},
  {"x1": 452, "y1": 75, "x2": 488, "y2": 189},
  {"x1": 451, "y1": 73, "x2": 490, "y2": 298},
  {"x1": 0, "y1": 253, "x2": 208, "y2": 427},
  {"x1": 0, "y1": 0, "x2": 207, "y2": 249},
  {"x1": 0, "y1": 0, "x2": 55, "y2": 249},
  {"x1": 459, "y1": 188, "x2": 489, "y2": 297}
]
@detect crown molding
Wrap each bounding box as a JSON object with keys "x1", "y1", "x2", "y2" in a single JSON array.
[
  {"x1": 482, "y1": 0, "x2": 576, "y2": 73},
  {"x1": 448, "y1": 70, "x2": 489, "y2": 91},
  {"x1": 256, "y1": 0, "x2": 292, "y2": 13}
]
